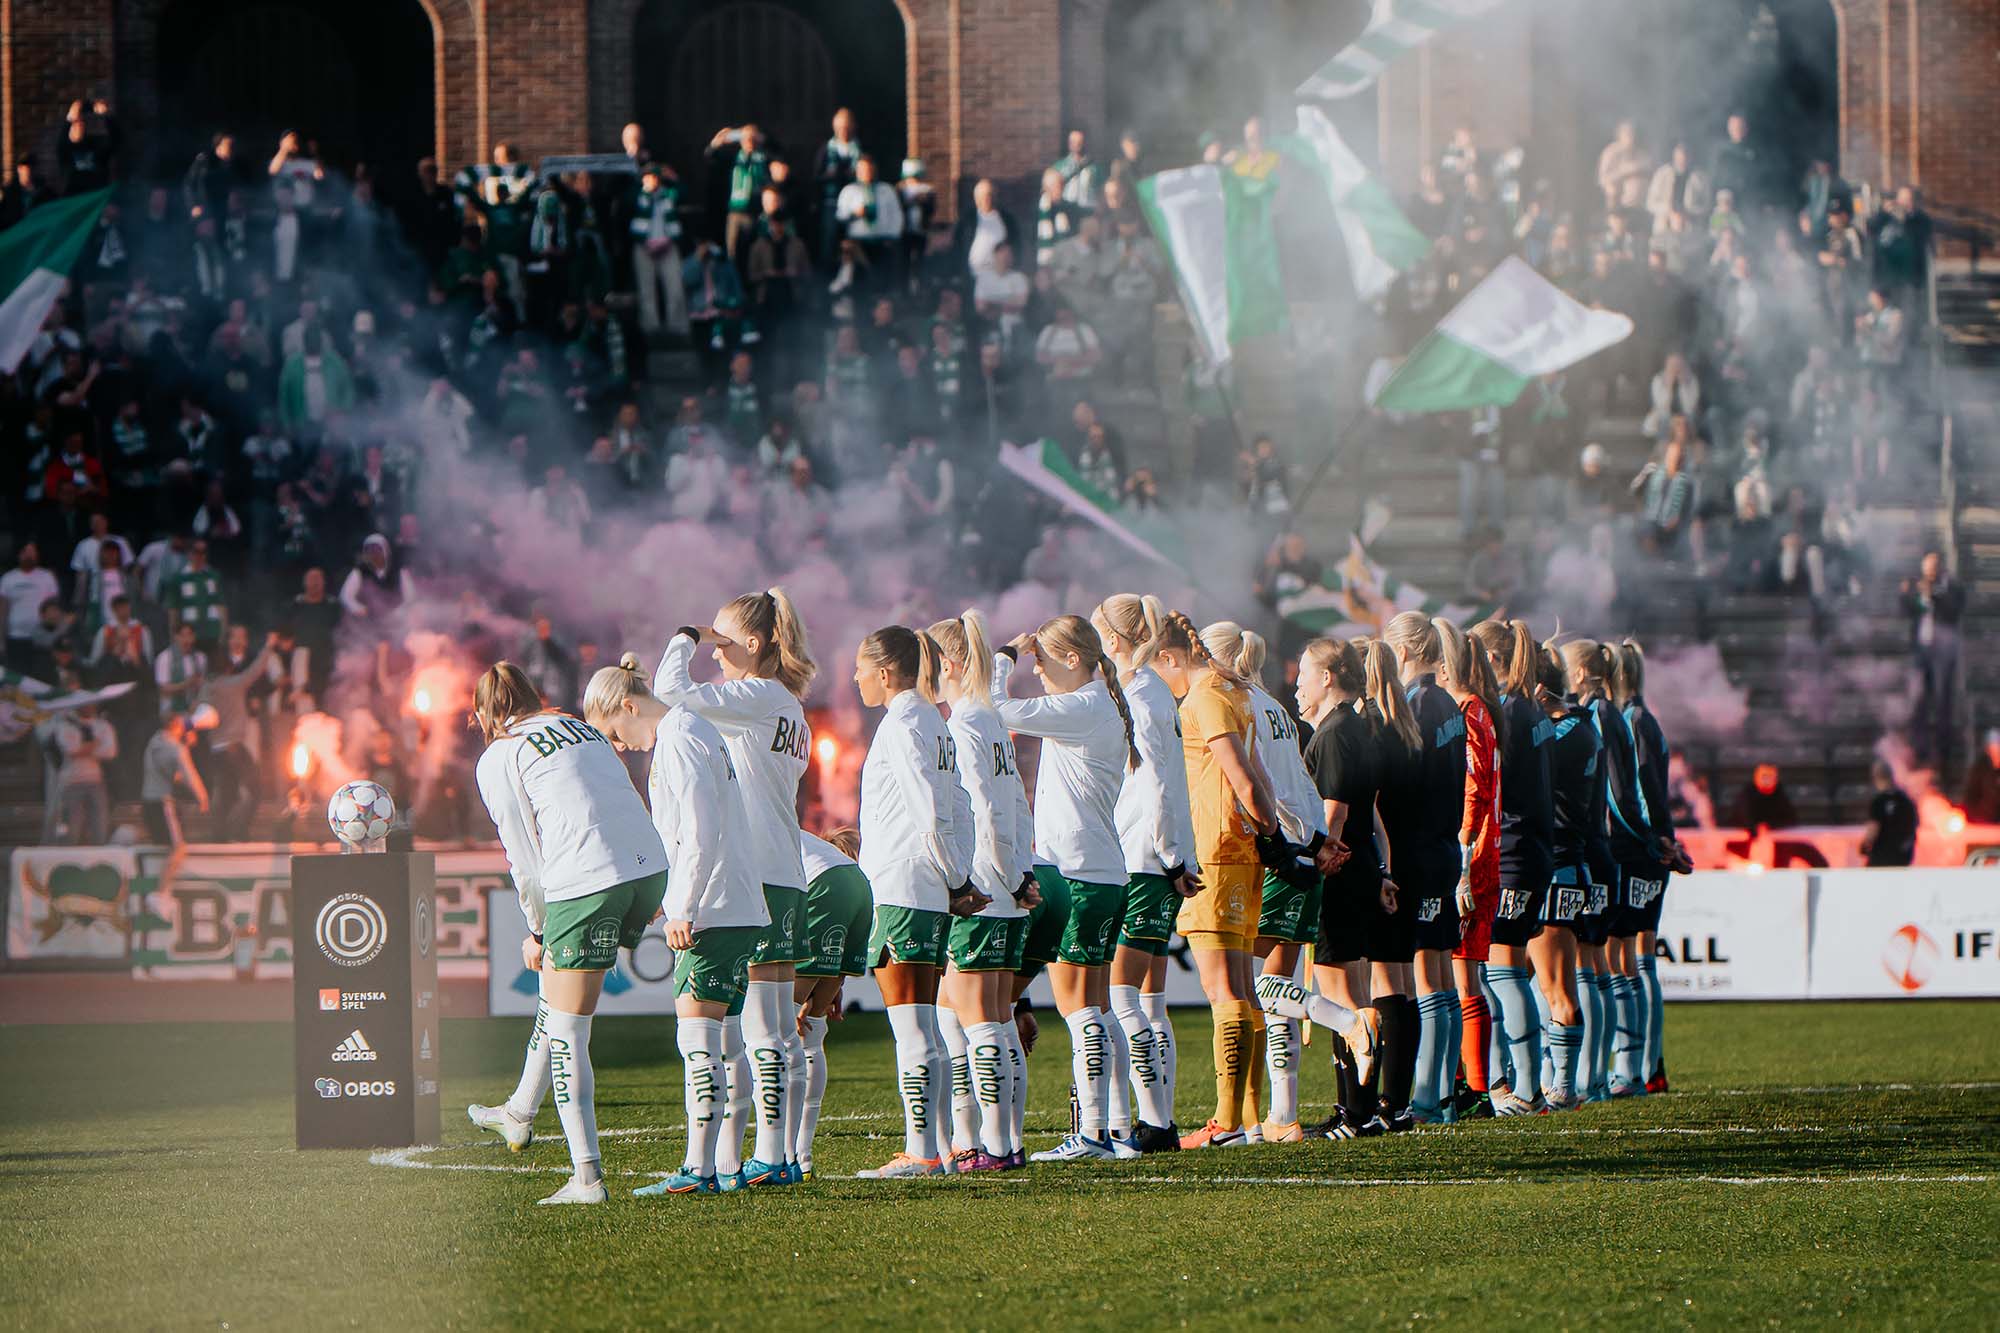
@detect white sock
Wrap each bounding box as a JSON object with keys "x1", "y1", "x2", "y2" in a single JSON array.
[
  {"x1": 717, "y1": 1015, "x2": 750, "y2": 1176},
  {"x1": 795, "y1": 1014, "x2": 828, "y2": 1170},
  {"x1": 917, "y1": 1004, "x2": 948, "y2": 1161},
  {"x1": 887, "y1": 1003, "x2": 942, "y2": 1160},
  {"x1": 1254, "y1": 973, "x2": 1358, "y2": 1032},
  {"x1": 1265, "y1": 1016, "x2": 1301, "y2": 1126},
  {"x1": 1003, "y1": 1022, "x2": 1028, "y2": 1154},
  {"x1": 968, "y1": 1021, "x2": 1010, "y2": 1156},
  {"x1": 1110, "y1": 984, "x2": 1169, "y2": 1129},
  {"x1": 505, "y1": 999, "x2": 551, "y2": 1121},
  {"x1": 543, "y1": 1006, "x2": 599, "y2": 1185},
  {"x1": 1064, "y1": 1006, "x2": 1111, "y2": 1140},
  {"x1": 1142, "y1": 992, "x2": 1175, "y2": 1125},
  {"x1": 938, "y1": 1004, "x2": 977, "y2": 1154},
  {"x1": 781, "y1": 1023, "x2": 806, "y2": 1166},
  {"x1": 740, "y1": 980, "x2": 791, "y2": 1167},
  {"x1": 1104, "y1": 1006, "x2": 1133, "y2": 1134},
  {"x1": 676, "y1": 1017, "x2": 726, "y2": 1177}
]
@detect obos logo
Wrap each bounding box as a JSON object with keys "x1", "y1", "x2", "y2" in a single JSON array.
[
  {"x1": 1882, "y1": 923, "x2": 1939, "y2": 992},
  {"x1": 315, "y1": 892, "x2": 388, "y2": 967},
  {"x1": 415, "y1": 896, "x2": 434, "y2": 959},
  {"x1": 315, "y1": 1077, "x2": 397, "y2": 1098}
]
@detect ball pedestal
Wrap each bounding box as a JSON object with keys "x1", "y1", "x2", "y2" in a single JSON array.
[{"x1": 291, "y1": 852, "x2": 442, "y2": 1149}]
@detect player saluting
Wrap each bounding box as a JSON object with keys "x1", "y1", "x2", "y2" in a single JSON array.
[
  {"x1": 929, "y1": 610, "x2": 1037, "y2": 1171},
  {"x1": 992, "y1": 615, "x2": 1140, "y2": 1163},
  {"x1": 470, "y1": 662, "x2": 668, "y2": 1205},
  {"x1": 654, "y1": 590, "x2": 816, "y2": 1186},
  {"x1": 583, "y1": 655, "x2": 769, "y2": 1195},
  {"x1": 1091, "y1": 593, "x2": 1199, "y2": 1154},
  {"x1": 852, "y1": 625, "x2": 982, "y2": 1179}
]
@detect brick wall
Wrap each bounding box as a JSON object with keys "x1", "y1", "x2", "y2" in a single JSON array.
[{"x1": 5, "y1": 0, "x2": 115, "y2": 170}]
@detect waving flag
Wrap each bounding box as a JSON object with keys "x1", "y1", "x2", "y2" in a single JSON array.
[
  {"x1": 1279, "y1": 531, "x2": 1493, "y2": 635},
  {"x1": 1282, "y1": 106, "x2": 1430, "y2": 302},
  {"x1": 997, "y1": 439, "x2": 1183, "y2": 570},
  {"x1": 0, "y1": 188, "x2": 111, "y2": 373},
  {"x1": 1137, "y1": 165, "x2": 1288, "y2": 367},
  {"x1": 1371, "y1": 257, "x2": 1633, "y2": 413},
  {"x1": 1298, "y1": 0, "x2": 1510, "y2": 101}
]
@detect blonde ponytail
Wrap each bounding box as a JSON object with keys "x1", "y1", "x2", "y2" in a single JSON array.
[
  {"x1": 1363, "y1": 640, "x2": 1420, "y2": 749},
  {"x1": 724, "y1": 586, "x2": 818, "y2": 697},
  {"x1": 927, "y1": 608, "x2": 995, "y2": 701},
  {"x1": 1383, "y1": 610, "x2": 1441, "y2": 670},
  {"x1": 1197, "y1": 620, "x2": 1267, "y2": 686}
]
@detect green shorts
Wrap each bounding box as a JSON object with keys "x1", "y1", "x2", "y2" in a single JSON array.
[
  {"x1": 673, "y1": 924, "x2": 762, "y2": 1014},
  {"x1": 949, "y1": 915, "x2": 1020, "y2": 971},
  {"x1": 1004, "y1": 916, "x2": 1030, "y2": 972},
  {"x1": 1057, "y1": 878, "x2": 1127, "y2": 968},
  {"x1": 750, "y1": 884, "x2": 808, "y2": 967},
  {"x1": 1119, "y1": 871, "x2": 1179, "y2": 955},
  {"x1": 1258, "y1": 867, "x2": 1322, "y2": 945},
  {"x1": 799, "y1": 865, "x2": 873, "y2": 978},
  {"x1": 543, "y1": 872, "x2": 668, "y2": 971},
  {"x1": 868, "y1": 903, "x2": 950, "y2": 968},
  {"x1": 1017, "y1": 868, "x2": 1073, "y2": 979}
]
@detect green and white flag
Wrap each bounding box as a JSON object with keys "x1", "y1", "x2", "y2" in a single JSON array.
[
  {"x1": 1372, "y1": 256, "x2": 1633, "y2": 413},
  {"x1": 997, "y1": 438, "x2": 1182, "y2": 570},
  {"x1": 0, "y1": 188, "x2": 111, "y2": 374},
  {"x1": 1278, "y1": 531, "x2": 1494, "y2": 635},
  {"x1": 1137, "y1": 165, "x2": 1287, "y2": 368},
  {"x1": 1298, "y1": 0, "x2": 1509, "y2": 100},
  {"x1": 0, "y1": 666, "x2": 133, "y2": 743},
  {"x1": 1283, "y1": 106, "x2": 1430, "y2": 302}
]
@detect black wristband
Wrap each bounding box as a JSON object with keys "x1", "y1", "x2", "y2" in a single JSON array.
[
  {"x1": 531, "y1": 931, "x2": 543, "y2": 945},
  {"x1": 675, "y1": 626, "x2": 701, "y2": 644},
  {"x1": 1163, "y1": 862, "x2": 1187, "y2": 882},
  {"x1": 1014, "y1": 997, "x2": 1033, "y2": 1016},
  {"x1": 996, "y1": 644, "x2": 1018, "y2": 662},
  {"x1": 1305, "y1": 832, "x2": 1326, "y2": 858}
]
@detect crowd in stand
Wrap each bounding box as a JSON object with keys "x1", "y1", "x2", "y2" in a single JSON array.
[
  {"x1": 0, "y1": 89, "x2": 1956, "y2": 846},
  {"x1": 1363, "y1": 110, "x2": 1935, "y2": 628}
]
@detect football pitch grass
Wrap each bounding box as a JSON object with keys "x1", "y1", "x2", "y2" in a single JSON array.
[{"x1": 3, "y1": 1002, "x2": 1997, "y2": 1330}]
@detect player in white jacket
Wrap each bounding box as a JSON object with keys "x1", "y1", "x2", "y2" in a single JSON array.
[
  {"x1": 1092, "y1": 593, "x2": 1201, "y2": 1153},
  {"x1": 1203, "y1": 622, "x2": 1348, "y2": 1141},
  {"x1": 469, "y1": 662, "x2": 668, "y2": 1206},
  {"x1": 928, "y1": 609, "x2": 1038, "y2": 1171},
  {"x1": 851, "y1": 625, "x2": 985, "y2": 1179},
  {"x1": 583, "y1": 655, "x2": 770, "y2": 1195},
  {"x1": 652, "y1": 588, "x2": 816, "y2": 1186},
  {"x1": 991, "y1": 613, "x2": 1140, "y2": 1163}
]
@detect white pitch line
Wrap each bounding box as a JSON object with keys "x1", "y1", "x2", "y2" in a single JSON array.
[{"x1": 1704, "y1": 1081, "x2": 2000, "y2": 1096}]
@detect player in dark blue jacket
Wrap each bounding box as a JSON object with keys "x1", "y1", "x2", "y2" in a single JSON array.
[
  {"x1": 1613, "y1": 640, "x2": 1691, "y2": 1093},
  {"x1": 1536, "y1": 642, "x2": 1600, "y2": 1110}
]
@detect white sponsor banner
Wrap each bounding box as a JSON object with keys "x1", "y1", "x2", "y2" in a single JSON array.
[
  {"x1": 1654, "y1": 871, "x2": 1812, "y2": 1001},
  {"x1": 486, "y1": 888, "x2": 682, "y2": 1016},
  {"x1": 1808, "y1": 869, "x2": 2000, "y2": 999}
]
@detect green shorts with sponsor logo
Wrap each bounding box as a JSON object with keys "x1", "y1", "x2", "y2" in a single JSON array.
[
  {"x1": 948, "y1": 915, "x2": 1020, "y2": 971},
  {"x1": 1258, "y1": 867, "x2": 1322, "y2": 945},
  {"x1": 868, "y1": 903, "x2": 950, "y2": 968},
  {"x1": 542, "y1": 872, "x2": 668, "y2": 971},
  {"x1": 1119, "y1": 871, "x2": 1179, "y2": 955},
  {"x1": 673, "y1": 924, "x2": 762, "y2": 1014},
  {"x1": 798, "y1": 864, "x2": 873, "y2": 978},
  {"x1": 1057, "y1": 878, "x2": 1127, "y2": 968},
  {"x1": 750, "y1": 884, "x2": 809, "y2": 967},
  {"x1": 1016, "y1": 868, "x2": 1073, "y2": 978}
]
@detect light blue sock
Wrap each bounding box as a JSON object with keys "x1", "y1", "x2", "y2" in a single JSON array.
[
  {"x1": 1611, "y1": 973, "x2": 1644, "y2": 1086},
  {"x1": 1489, "y1": 964, "x2": 1542, "y2": 1101},
  {"x1": 1410, "y1": 992, "x2": 1450, "y2": 1116},
  {"x1": 1637, "y1": 953, "x2": 1664, "y2": 1081},
  {"x1": 1576, "y1": 968, "x2": 1602, "y2": 1096},
  {"x1": 1548, "y1": 1022, "x2": 1582, "y2": 1100},
  {"x1": 1592, "y1": 972, "x2": 1616, "y2": 1096},
  {"x1": 1482, "y1": 968, "x2": 1511, "y2": 1091},
  {"x1": 1532, "y1": 976, "x2": 1556, "y2": 1094}
]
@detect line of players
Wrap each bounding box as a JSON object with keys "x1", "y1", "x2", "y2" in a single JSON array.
[{"x1": 461, "y1": 587, "x2": 1687, "y2": 1202}]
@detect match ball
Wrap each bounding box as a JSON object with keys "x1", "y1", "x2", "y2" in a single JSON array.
[{"x1": 327, "y1": 780, "x2": 396, "y2": 846}]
